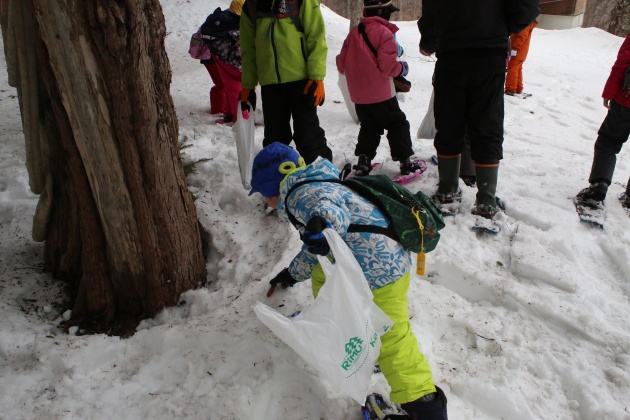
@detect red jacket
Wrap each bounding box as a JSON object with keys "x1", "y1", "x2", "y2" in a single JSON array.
[{"x1": 602, "y1": 34, "x2": 630, "y2": 108}]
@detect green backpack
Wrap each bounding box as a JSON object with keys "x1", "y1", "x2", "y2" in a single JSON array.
[{"x1": 285, "y1": 175, "x2": 445, "y2": 254}]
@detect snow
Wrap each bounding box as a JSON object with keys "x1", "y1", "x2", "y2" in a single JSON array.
[{"x1": 1, "y1": 1, "x2": 630, "y2": 419}]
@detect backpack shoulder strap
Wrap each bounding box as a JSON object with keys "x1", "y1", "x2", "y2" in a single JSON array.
[
  {"x1": 243, "y1": 0, "x2": 305, "y2": 33},
  {"x1": 284, "y1": 178, "x2": 398, "y2": 241},
  {"x1": 244, "y1": 0, "x2": 258, "y2": 29},
  {"x1": 286, "y1": 0, "x2": 304, "y2": 33},
  {"x1": 358, "y1": 22, "x2": 378, "y2": 58}
]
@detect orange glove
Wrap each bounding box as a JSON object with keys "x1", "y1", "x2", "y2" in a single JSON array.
[
  {"x1": 303, "y1": 80, "x2": 325, "y2": 107},
  {"x1": 240, "y1": 89, "x2": 256, "y2": 111}
]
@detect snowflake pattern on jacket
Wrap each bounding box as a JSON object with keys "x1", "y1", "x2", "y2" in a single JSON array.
[
  {"x1": 277, "y1": 158, "x2": 411, "y2": 290},
  {"x1": 200, "y1": 8, "x2": 242, "y2": 71},
  {"x1": 206, "y1": 33, "x2": 242, "y2": 71}
]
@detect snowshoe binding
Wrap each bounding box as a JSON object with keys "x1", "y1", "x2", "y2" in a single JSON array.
[
  {"x1": 471, "y1": 197, "x2": 506, "y2": 234},
  {"x1": 362, "y1": 393, "x2": 409, "y2": 420},
  {"x1": 431, "y1": 189, "x2": 462, "y2": 216},
  {"x1": 574, "y1": 183, "x2": 608, "y2": 228},
  {"x1": 353, "y1": 155, "x2": 373, "y2": 177}
]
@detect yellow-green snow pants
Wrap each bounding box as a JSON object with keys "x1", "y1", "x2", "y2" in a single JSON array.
[{"x1": 311, "y1": 265, "x2": 436, "y2": 404}]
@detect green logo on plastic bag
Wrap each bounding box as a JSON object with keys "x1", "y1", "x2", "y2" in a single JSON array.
[{"x1": 341, "y1": 337, "x2": 364, "y2": 371}]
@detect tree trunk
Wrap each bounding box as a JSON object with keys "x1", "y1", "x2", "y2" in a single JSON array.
[
  {"x1": 348, "y1": 0, "x2": 363, "y2": 30},
  {"x1": 3, "y1": 0, "x2": 207, "y2": 332},
  {"x1": 583, "y1": 0, "x2": 630, "y2": 37}
]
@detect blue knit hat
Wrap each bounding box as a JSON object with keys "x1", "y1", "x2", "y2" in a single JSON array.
[{"x1": 249, "y1": 143, "x2": 304, "y2": 197}]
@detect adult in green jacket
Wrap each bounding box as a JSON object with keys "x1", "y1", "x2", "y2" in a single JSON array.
[{"x1": 240, "y1": 0, "x2": 333, "y2": 164}]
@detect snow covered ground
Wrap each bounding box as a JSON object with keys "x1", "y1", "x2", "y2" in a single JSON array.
[{"x1": 1, "y1": 1, "x2": 629, "y2": 419}]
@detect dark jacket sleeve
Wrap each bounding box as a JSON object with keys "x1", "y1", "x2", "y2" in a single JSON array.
[
  {"x1": 504, "y1": 0, "x2": 539, "y2": 35},
  {"x1": 417, "y1": 0, "x2": 436, "y2": 54}
]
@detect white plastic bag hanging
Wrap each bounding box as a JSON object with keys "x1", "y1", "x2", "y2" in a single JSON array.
[
  {"x1": 417, "y1": 89, "x2": 437, "y2": 139},
  {"x1": 254, "y1": 229, "x2": 393, "y2": 405},
  {"x1": 232, "y1": 101, "x2": 255, "y2": 189},
  {"x1": 337, "y1": 73, "x2": 360, "y2": 125}
]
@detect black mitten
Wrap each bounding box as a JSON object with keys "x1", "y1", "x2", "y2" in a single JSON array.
[
  {"x1": 300, "y1": 216, "x2": 332, "y2": 255},
  {"x1": 269, "y1": 268, "x2": 297, "y2": 288}
]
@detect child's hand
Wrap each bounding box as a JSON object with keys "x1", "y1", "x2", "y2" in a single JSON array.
[
  {"x1": 301, "y1": 216, "x2": 332, "y2": 255},
  {"x1": 240, "y1": 89, "x2": 256, "y2": 111},
  {"x1": 304, "y1": 80, "x2": 325, "y2": 107},
  {"x1": 269, "y1": 268, "x2": 297, "y2": 288}
]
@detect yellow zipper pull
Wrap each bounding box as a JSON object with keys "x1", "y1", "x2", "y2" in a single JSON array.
[{"x1": 412, "y1": 207, "x2": 427, "y2": 276}]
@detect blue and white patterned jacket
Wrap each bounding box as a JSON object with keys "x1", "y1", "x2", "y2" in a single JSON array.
[{"x1": 277, "y1": 158, "x2": 411, "y2": 290}]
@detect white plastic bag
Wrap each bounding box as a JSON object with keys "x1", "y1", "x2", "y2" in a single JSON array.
[
  {"x1": 232, "y1": 101, "x2": 255, "y2": 189},
  {"x1": 254, "y1": 229, "x2": 393, "y2": 405},
  {"x1": 337, "y1": 73, "x2": 360, "y2": 125},
  {"x1": 417, "y1": 89, "x2": 437, "y2": 139}
]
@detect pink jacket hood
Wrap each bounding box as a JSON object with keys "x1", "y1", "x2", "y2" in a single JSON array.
[{"x1": 336, "y1": 16, "x2": 404, "y2": 105}]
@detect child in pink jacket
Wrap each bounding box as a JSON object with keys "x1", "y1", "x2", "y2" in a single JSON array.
[{"x1": 336, "y1": 0, "x2": 422, "y2": 176}]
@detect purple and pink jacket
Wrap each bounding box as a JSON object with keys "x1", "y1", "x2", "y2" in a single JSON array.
[
  {"x1": 336, "y1": 16, "x2": 404, "y2": 105},
  {"x1": 603, "y1": 34, "x2": 630, "y2": 108}
]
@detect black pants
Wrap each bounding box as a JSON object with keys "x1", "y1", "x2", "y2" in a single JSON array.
[
  {"x1": 589, "y1": 101, "x2": 630, "y2": 185},
  {"x1": 433, "y1": 55, "x2": 505, "y2": 164},
  {"x1": 261, "y1": 80, "x2": 332, "y2": 164},
  {"x1": 354, "y1": 97, "x2": 413, "y2": 162}
]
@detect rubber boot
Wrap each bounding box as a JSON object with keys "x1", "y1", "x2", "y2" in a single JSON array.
[
  {"x1": 400, "y1": 386, "x2": 448, "y2": 420},
  {"x1": 438, "y1": 155, "x2": 460, "y2": 193},
  {"x1": 475, "y1": 164, "x2": 500, "y2": 217}
]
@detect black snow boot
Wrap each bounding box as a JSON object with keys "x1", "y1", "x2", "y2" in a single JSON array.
[
  {"x1": 400, "y1": 386, "x2": 448, "y2": 420},
  {"x1": 353, "y1": 154, "x2": 373, "y2": 176},
  {"x1": 576, "y1": 181, "x2": 608, "y2": 203}
]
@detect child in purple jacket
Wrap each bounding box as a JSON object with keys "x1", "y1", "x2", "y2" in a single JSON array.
[{"x1": 336, "y1": 0, "x2": 422, "y2": 176}]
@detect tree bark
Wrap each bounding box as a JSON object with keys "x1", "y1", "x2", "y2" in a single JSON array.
[
  {"x1": 348, "y1": 0, "x2": 363, "y2": 30},
  {"x1": 583, "y1": 0, "x2": 630, "y2": 37},
  {"x1": 3, "y1": 0, "x2": 207, "y2": 331}
]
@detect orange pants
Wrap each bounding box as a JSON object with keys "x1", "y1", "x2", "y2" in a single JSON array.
[{"x1": 505, "y1": 58, "x2": 524, "y2": 94}]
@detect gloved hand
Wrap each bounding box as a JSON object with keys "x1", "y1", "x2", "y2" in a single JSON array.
[
  {"x1": 399, "y1": 61, "x2": 409, "y2": 77},
  {"x1": 269, "y1": 268, "x2": 298, "y2": 288},
  {"x1": 300, "y1": 216, "x2": 332, "y2": 255},
  {"x1": 510, "y1": 49, "x2": 517, "y2": 57},
  {"x1": 304, "y1": 80, "x2": 325, "y2": 107},
  {"x1": 240, "y1": 88, "x2": 257, "y2": 112}
]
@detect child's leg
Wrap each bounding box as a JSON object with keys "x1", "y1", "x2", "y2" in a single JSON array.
[
  {"x1": 589, "y1": 102, "x2": 630, "y2": 185},
  {"x1": 372, "y1": 272, "x2": 436, "y2": 404},
  {"x1": 505, "y1": 58, "x2": 522, "y2": 93},
  {"x1": 355, "y1": 103, "x2": 385, "y2": 159},
  {"x1": 214, "y1": 58, "x2": 242, "y2": 121},
  {"x1": 312, "y1": 266, "x2": 436, "y2": 404},
  {"x1": 378, "y1": 97, "x2": 414, "y2": 161},
  {"x1": 203, "y1": 59, "x2": 226, "y2": 115},
  {"x1": 311, "y1": 264, "x2": 325, "y2": 298},
  {"x1": 288, "y1": 80, "x2": 332, "y2": 164},
  {"x1": 261, "y1": 83, "x2": 294, "y2": 148}
]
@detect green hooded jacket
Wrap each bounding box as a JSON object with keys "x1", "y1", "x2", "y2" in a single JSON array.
[{"x1": 240, "y1": 0, "x2": 328, "y2": 88}]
